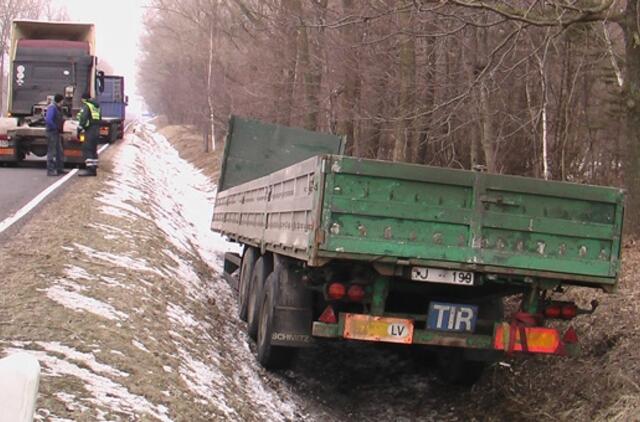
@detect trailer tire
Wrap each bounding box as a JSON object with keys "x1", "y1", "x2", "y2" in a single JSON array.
[
  {"x1": 256, "y1": 270, "x2": 296, "y2": 369},
  {"x1": 238, "y1": 247, "x2": 258, "y2": 321},
  {"x1": 247, "y1": 256, "x2": 272, "y2": 340}
]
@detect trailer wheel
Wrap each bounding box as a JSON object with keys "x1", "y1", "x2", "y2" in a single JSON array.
[
  {"x1": 247, "y1": 256, "x2": 272, "y2": 340},
  {"x1": 256, "y1": 270, "x2": 296, "y2": 369},
  {"x1": 238, "y1": 247, "x2": 257, "y2": 321}
]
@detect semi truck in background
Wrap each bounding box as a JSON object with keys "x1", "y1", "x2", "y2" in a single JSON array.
[
  {"x1": 0, "y1": 20, "x2": 104, "y2": 164},
  {"x1": 213, "y1": 116, "x2": 624, "y2": 385},
  {"x1": 97, "y1": 75, "x2": 127, "y2": 143}
]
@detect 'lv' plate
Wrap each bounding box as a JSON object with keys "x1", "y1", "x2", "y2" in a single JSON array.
[{"x1": 343, "y1": 314, "x2": 414, "y2": 344}]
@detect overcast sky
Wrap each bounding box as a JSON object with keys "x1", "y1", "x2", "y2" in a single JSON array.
[{"x1": 50, "y1": 0, "x2": 147, "y2": 112}]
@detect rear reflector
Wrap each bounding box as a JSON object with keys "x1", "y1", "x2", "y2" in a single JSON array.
[
  {"x1": 563, "y1": 327, "x2": 578, "y2": 344},
  {"x1": 318, "y1": 306, "x2": 337, "y2": 324},
  {"x1": 494, "y1": 325, "x2": 561, "y2": 354},
  {"x1": 0, "y1": 148, "x2": 15, "y2": 156},
  {"x1": 64, "y1": 149, "x2": 82, "y2": 158}
]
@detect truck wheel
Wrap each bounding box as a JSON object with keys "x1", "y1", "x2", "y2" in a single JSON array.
[
  {"x1": 256, "y1": 270, "x2": 296, "y2": 369},
  {"x1": 238, "y1": 247, "x2": 257, "y2": 321},
  {"x1": 435, "y1": 348, "x2": 485, "y2": 386},
  {"x1": 247, "y1": 256, "x2": 272, "y2": 340}
]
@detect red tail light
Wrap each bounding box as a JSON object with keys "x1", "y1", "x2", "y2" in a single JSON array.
[
  {"x1": 318, "y1": 305, "x2": 337, "y2": 324},
  {"x1": 544, "y1": 304, "x2": 561, "y2": 319},
  {"x1": 347, "y1": 284, "x2": 365, "y2": 302},
  {"x1": 327, "y1": 282, "x2": 346, "y2": 300},
  {"x1": 0, "y1": 134, "x2": 7, "y2": 140},
  {"x1": 561, "y1": 304, "x2": 577, "y2": 319},
  {"x1": 544, "y1": 302, "x2": 578, "y2": 320}
]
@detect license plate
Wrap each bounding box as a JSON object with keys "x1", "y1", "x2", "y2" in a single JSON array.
[
  {"x1": 0, "y1": 140, "x2": 8, "y2": 147},
  {"x1": 411, "y1": 267, "x2": 474, "y2": 286},
  {"x1": 343, "y1": 314, "x2": 414, "y2": 344},
  {"x1": 427, "y1": 301, "x2": 478, "y2": 333}
]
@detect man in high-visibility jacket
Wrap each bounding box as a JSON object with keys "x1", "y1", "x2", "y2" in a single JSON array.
[{"x1": 77, "y1": 92, "x2": 101, "y2": 177}]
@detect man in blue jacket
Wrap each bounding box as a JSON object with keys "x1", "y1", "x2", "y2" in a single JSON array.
[{"x1": 45, "y1": 94, "x2": 66, "y2": 176}]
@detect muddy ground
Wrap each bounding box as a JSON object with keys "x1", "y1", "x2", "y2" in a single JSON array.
[{"x1": 0, "y1": 122, "x2": 638, "y2": 421}]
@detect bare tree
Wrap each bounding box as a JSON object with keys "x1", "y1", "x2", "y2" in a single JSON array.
[{"x1": 138, "y1": 0, "x2": 632, "y2": 229}]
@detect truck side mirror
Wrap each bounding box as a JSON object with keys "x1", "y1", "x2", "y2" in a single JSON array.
[{"x1": 97, "y1": 71, "x2": 105, "y2": 93}]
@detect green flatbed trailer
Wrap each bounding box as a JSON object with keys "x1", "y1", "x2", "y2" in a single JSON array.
[{"x1": 212, "y1": 116, "x2": 624, "y2": 384}]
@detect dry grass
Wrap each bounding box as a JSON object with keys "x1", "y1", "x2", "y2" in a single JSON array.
[{"x1": 158, "y1": 125, "x2": 221, "y2": 183}]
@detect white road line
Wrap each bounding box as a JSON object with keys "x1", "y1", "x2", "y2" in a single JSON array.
[
  {"x1": 97, "y1": 143, "x2": 110, "y2": 156},
  {"x1": 0, "y1": 143, "x2": 111, "y2": 235}
]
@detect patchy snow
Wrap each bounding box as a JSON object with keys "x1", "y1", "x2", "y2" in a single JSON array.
[
  {"x1": 99, "y1": 205, "x2": 141, "y2": 221},
  {"x1": 73, "y1": 243, "x2": 165, "y2": 277},
  {"x1": 46, "y1": 285, "x2": 128, "y2": 321},
  {"x1": 99, "y1": 275, "x2": 130, "y2": 290},
  {"x1": 54, "y1": 392, "x2": 89, "y2": 413},
  {"x1": 162, "y1": 248, "x2": 207, "y2": 300},
  {"x1": 56, "y1": 278, "x2": 88, "y2": 292},
  {"x1": 176, "y1": 347, "x2": 228, "y2": 404},
  {"x1": 13, "y1": 124, "x2": 305, "y2": 420},
  {"x1": 4, "y1": 348, "x2": 172, "y2": 422},
  {"x1": 38, "y1": 342, "x2": 129, "y2": 378},
  {"x1": 166, "y1": 303, "x2": 199, "y2": 333},
  {"x1": 87, "y1": 222, "x2": 133, "y2": 239},
  {"x1": 65, "y1": 265, "x2": 93, "y2": 281},
  {"x1": 131, "y1": 339, "x2": 149, "y2": 353}
]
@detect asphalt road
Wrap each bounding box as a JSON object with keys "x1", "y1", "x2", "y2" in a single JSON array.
[{"x1": 0, "y1": 157, "x2": 56, "y2": 221}]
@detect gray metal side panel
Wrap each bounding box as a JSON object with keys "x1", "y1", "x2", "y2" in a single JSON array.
[{"x1": 212, "y1": 156, "x2": 324, "y2": 259}]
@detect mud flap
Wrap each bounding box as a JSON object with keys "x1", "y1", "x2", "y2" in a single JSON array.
[{"x1": 271, "y1": 262, "x2": 314, "y2": 348}]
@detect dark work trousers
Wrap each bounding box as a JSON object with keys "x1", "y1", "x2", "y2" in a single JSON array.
[
  {"x1": 46, "y1": 130, "x2": 64, "y2": 175},
  {"x1": 82, "y1": 125, "x2": 99, "y2": 172}
]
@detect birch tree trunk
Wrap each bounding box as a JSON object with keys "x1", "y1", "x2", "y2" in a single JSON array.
[
  {"x1": 206, "y1": 19, "x2": 215, "y2": 151},
  {"x1": 478, "y1": 79, "x2": 496, "y2": 173},
  {"x1": 536, "y1": 35, "x2": 552, "y2": 180}
]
